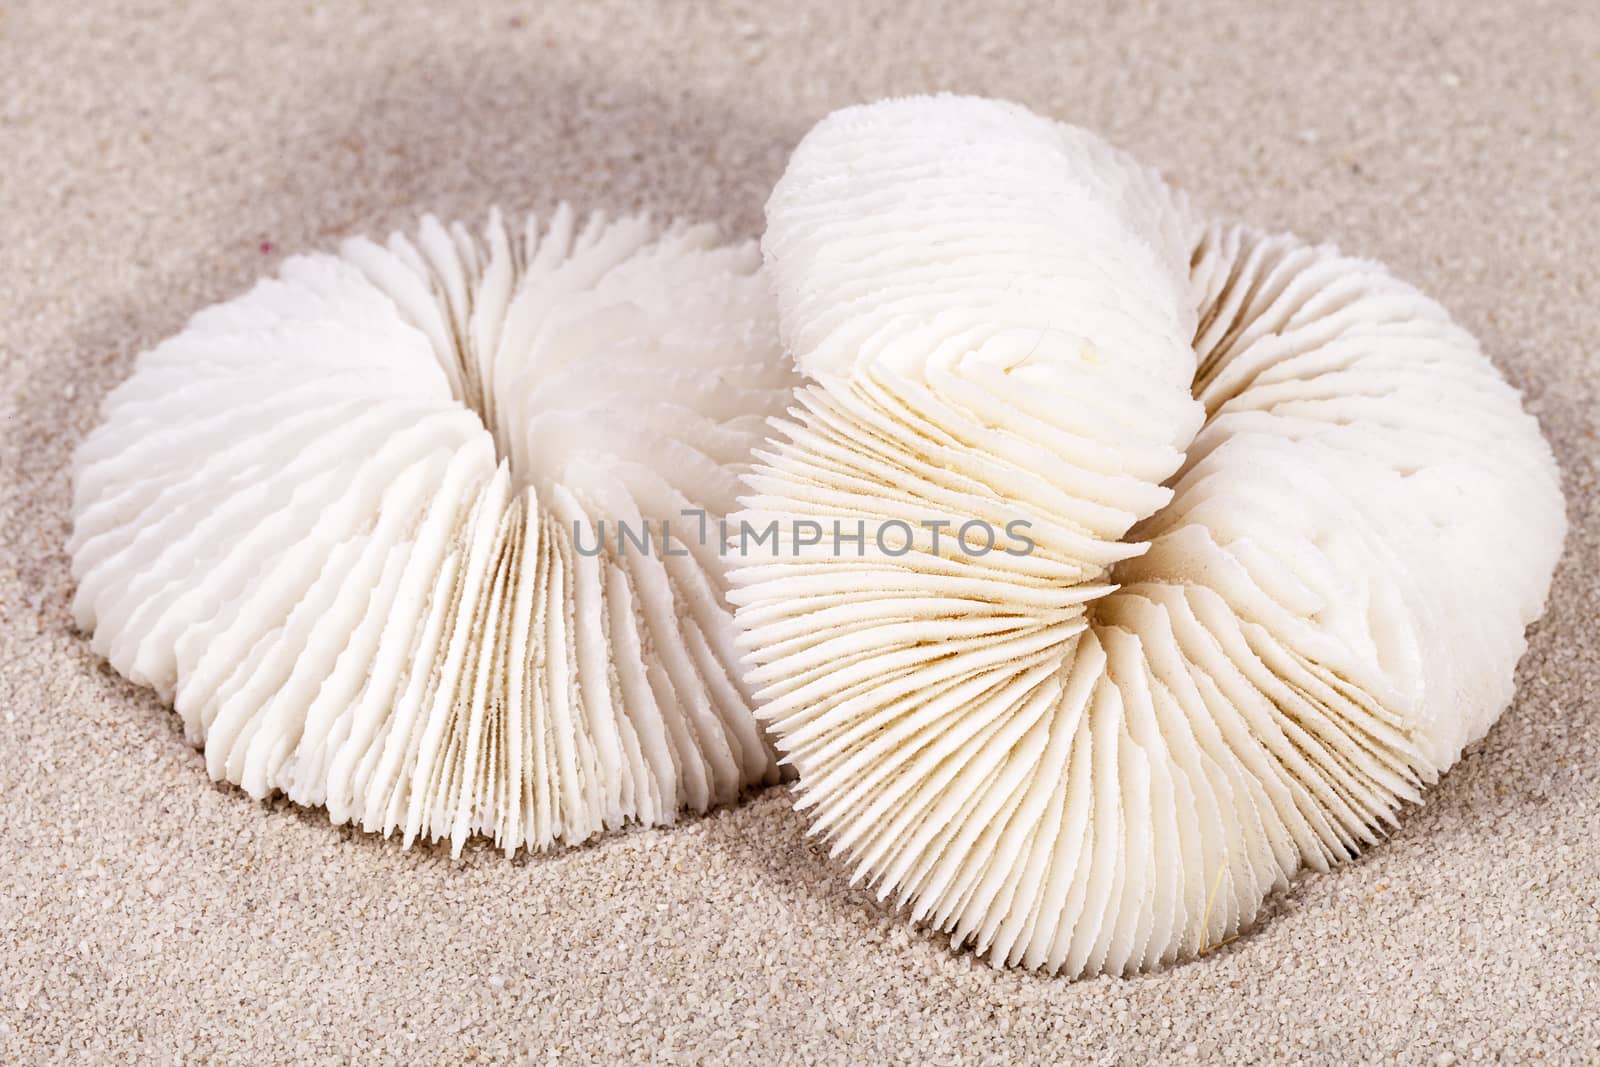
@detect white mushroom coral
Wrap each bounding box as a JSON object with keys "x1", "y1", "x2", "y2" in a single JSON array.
[
  {"x1": 730, "y1": 96, "x2": 1566, "y2": 975},
  {"x1": 71, "y1": 208, "x2": 798, "y2": 855}
]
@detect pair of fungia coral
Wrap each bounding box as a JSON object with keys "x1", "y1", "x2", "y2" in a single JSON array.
[{"x1": 70, "y1": 96, "x2": 1566, "y2": 977}]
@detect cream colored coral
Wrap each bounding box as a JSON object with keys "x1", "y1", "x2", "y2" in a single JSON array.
[
  {"x1": 71, "y1": 208, "x2": 797, "y2": 855},
  {"x1": 730, "y1": 96, "x2": 1566, "y2": 975}
]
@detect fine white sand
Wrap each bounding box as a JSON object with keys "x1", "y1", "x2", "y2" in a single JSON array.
[{"x1": 2, "y1": 1, "x2": 1596, "y2": 1061}]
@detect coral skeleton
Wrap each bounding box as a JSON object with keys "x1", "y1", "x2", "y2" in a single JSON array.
[
  {"x1": 71, "y1": 209, "x2": 798, "y2": 855},
  {"x1": 729, "y1": 96, "x2": 1567, "y2": 975}
]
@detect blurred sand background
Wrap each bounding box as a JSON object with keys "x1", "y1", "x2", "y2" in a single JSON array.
[{"x1": 1, "y1": 1, "x2": 1597, "y2": 1061}]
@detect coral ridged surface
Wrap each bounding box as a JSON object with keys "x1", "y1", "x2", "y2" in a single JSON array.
[
  {"x1": 71, "y1": 209, "x2": 797, "y2": 855},
  {"x1": 730, "y1": 96, "x2": 1566, "y2": 975}
]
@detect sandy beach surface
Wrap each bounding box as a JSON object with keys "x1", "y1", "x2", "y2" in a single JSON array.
[{"x1": 2, "y1": 1, "x2": 1597, "y2": 1061}]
